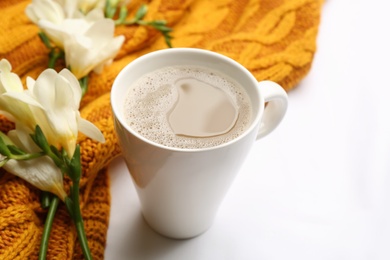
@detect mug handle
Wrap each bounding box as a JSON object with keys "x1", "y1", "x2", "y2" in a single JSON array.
[{"x1": 256, "y1": 81, "x2": 288, "y2": 140}]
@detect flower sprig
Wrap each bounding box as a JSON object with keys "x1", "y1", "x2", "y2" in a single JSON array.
[
  {"x1": 26, "y1": 0, "x2": 173, "y2": 93},
  {"x1": 26, "y1": 0, "x2": 125, "y2": 99},
  {"x1": 0, "y1": 126, "x2": 91, "y2": 259},
  {"x1": 0, "y1": 59, "x2": 105, "y2": 260},
  {"x1": 32, "y1": 126, "x2": 90, "y2": 260},
  {"x1": 109, "y1": 4, "x2": 173, "y2": 48}
]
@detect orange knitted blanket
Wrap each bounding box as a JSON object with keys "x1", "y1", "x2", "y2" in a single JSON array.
[{"x1": 0, "y1": 0, "x2": 322, "y2": 259}]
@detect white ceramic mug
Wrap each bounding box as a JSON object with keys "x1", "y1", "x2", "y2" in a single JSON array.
[{"x1": 111, "y1": 48, "x2": 288, "y2": 239}]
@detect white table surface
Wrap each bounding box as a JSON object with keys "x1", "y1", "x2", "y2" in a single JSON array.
[{"x1": 105, "y1": 0, "x2": 390, "y2": 259}]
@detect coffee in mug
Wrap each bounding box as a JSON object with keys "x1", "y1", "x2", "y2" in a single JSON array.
[{"x1": 123, "y1": 65, "x2": 252, "y2": 149}]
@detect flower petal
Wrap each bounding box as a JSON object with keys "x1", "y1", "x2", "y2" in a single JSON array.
[
  {"x1": 54, "y1": 72, "x2": 77, "y2": 109},
  {"x1": 0, "y1": 59, "x2": 24, "y2": 93},
  {"x1": 26, "y1": 76, "x2": 36, "y2": 92},
  {"x1": 78, "y1": 117, "x2": 106, "y2": 143},
  {"x1": 84, "y1": 18, "x2": 115, "y2": 48},
  {"x1": 4, "y1": 156, "x2": 67, "y2": 201},
  {"x1": 3, "y1": 91, "x2": 44, "y2": 109},
  {"x1": 63, "y1": 19, "x2": 124, "y2": 79},
  {"x1": 84, "y1": 7, "x2": 105, "y2": 21},
  {"x1": 25, "y1": 0, "x2": 65, "y2": 24},
  {"x1": 58, "y1": 68, "x2": 82, "y2": 107},
  {"x1": 0, "y1": 59, "x2": 12, "y2": 72},
  {"x1": 32, "y1": 69, "x2": 58, "y2": 109},
  {"x1": 8, "y1": 124, "x2": 41, "y2": 153},
  {"x1": 0, "y1": 95, "x2": 38, "y2": 131}
]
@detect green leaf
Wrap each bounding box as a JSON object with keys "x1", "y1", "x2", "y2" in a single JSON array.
[
  {"x1": 164, "y1": 35, "x2": 173, "y2": 48},
  {"x1": 118, "y1": 6, "x2": 128, "y2": 23},
  {"x1": 50, "y1": 145, "x2": 62, "y2": 158},
  {"x1": 150, "y1": 20, "x2": 167, "y2": 26},
  {"x1": 153, "y1": 25, "x2": 172, "y2": 33},
  {"x1": 0, "y1": 132, "x2": 14, "y2": 146},
  {"x1": 0, "y1": 135, "x2": 11, "y2": 157},
  {"x1": 69, "y1": 145, "x2": 81, "y2": 182},
  {"x1": 32, "y1": 125, "x2": 50, "y2": 154},
  {"x1": 134, "y1": 4, "x2": 148, "y2": 21},
  {"x1": 7, "y1": 145, "x2": 26, "y2": 155},
  {"x1": 105, "y1": 4, "x2": 117, "y2": 19},
  {"x1": 79, "y1": 76, "x2": 88, "y2": 98}
]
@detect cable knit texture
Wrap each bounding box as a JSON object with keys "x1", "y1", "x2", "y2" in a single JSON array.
[{"x1": 0, "y1": 0, "x2": 322, "y2": 259}]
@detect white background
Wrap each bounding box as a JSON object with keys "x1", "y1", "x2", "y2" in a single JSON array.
[{"x1": 105, "y1": 0, "x2": 390, "y2": 259}]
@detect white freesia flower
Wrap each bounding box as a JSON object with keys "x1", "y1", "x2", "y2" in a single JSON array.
[
  {"x1": 0, "y1": 59, "x2": 105, "y2": 157},
  {"x1": 20, "y1": 69, "x2": 106, "y2": 156},
  {"x1": 4, "y1": 126, "x2": 67, "y2": 201},
  {"x1": 25, "y1": 0, "x2": 103, "y2": 22},
  {"x1": 25, "y1": 0, "x2": 125, "y2": 79},
  {"x1": 25, "y1": 0, "x2": 65, "y2": 24},
  {"x1": 38, "y1": 15, "x2": 124, "y2": 79},
  {"x1": 4, "y1": 157, "x2": 67, "y2": 201},
  {"x1": 63, "y1": 19, "x2": 125, "y2": 79},
  {"x1": 0, "y1": 60, "x2": 40, "y2": 128},
  {"x1": 36, "y1": 9, "x2": 104, "y2": 50}
]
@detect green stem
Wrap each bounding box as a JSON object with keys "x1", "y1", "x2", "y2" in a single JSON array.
[
  {"x1": 44, "y1": 147, "x2": 69, "y2": 174},
  {"x1": 38, "y1": 32, "x2": 52, "y2": 49},
  {"x1": 39, "y1": 195, "x2": 60, "y2": 260},
  {"x1": 48, "y1": 49, "x2": 64, "y2": 69},
  {"x1": 65, "y1": 196, "x2": 74, "y2": 219},
  {"x1": 40, "y1": 191, "x2": 52, "y2": 209},
  {"x1": 11, "y1": 152, "x2": 45, "y2": 161},
  {"x1": 79, "y1": 76, "x2": 89, "y2": 97},
  {"x1": 69, "y1": 181, "x2": 93, "y2": 260}
]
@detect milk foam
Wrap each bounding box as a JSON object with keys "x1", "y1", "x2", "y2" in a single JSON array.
[{"x1": 124, "y1": 66, "x2": 252, "y2": 149}]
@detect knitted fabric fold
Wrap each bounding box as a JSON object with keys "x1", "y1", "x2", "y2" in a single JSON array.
[{"x1": 0, "y1": 0, "x2": 323, "y2": 259}]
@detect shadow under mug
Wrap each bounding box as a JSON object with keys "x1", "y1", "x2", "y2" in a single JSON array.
[{"x1": 111, "y1": 48, "x2": 288, "y2": 239}]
